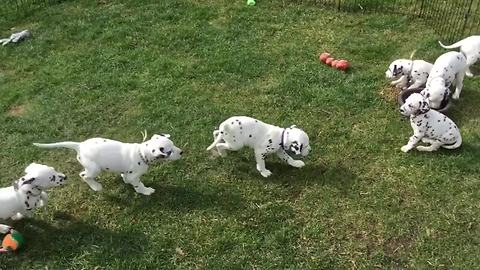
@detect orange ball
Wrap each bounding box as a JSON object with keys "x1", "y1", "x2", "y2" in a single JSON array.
[
  {"x1": 336, "y1": 59, "x2": 349, "y2": 71},
  {"x1": 331, "y1": 60, "x2": 339, "y2": 67},
  {"x1": 325, "y1": 57, "x2": 335, "y2": 66},
  {"x1": 319, "y1": 52, "x2": 331, "y2": 63}
]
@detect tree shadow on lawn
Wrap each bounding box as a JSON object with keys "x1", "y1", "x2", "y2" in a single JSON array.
[{"x1": 0, "y1": 213, "x2": 147, "y2": 268}]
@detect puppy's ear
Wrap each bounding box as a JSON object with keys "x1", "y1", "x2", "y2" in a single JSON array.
[
  {"x1": 19, "y1": 177, "x2": 36, "y2": 187},
  {"x1": 24, "y1": 163, "x2": 41, "y2": 175},
  {"x1": 289, "y1": 141, "x2": 302, "y2": 155},
  {"x1": 151, "y1": 134, "x2": 171, "y2": 140}
]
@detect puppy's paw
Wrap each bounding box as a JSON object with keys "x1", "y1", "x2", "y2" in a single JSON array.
[
  {"x1": 137, "y1": 187, "x2": 155, "y2": 195},
  {"x1": 290, "y1": 160, "x2": 305, "y2": 168},
  {"x1": 87, "y1": 182, "x2": 103, "y2": 191},
  {"x1": 466, "y1": 71, "x2": 474, "y2": 77},
  {"x1": 10, "y1": 213, "x2": 24, "y2": 221},
  {"x1": 401, "y1": 145, "x2": 411, "y2": 153},
  {"x1": 0, "y1": 224, "x2": 12, "y2": 234},
  {"x1": 260, "y1": 170, "x2": 272, "y2": 178},
  {"x1": 452, "y1": 93, "x2": 460, "y2": 100}
]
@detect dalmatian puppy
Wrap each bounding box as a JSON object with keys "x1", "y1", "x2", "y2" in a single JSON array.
[
  {"x1": 0, "y1": 163, "x2": 66, "y2": 233},
  {"x1": 422, "y1": 51, "x2": 468, "y2": 109},
  {"x1": 386, "y1": 59, "x2": 433, "y2": 90},
  {"x1": 0, "y1": 30, "x2": 31, "y2": 46},
  {"x1": 33, "y1": 134, "x2": 182, "y2": 195},
  {"x1": 439, "y1": 35, "x2": 480, "y2": 77},
  {"x1": 206, "y1": 116, "x2": 311, "y2": 177},
  {"x1": 399, "y1": 93, "x2": 462, "y2": 153}
]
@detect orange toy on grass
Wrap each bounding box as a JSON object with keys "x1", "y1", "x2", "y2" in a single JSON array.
[
  {"x1": 335, "y1": 59, "x2": 350, "y2": 71},
  {"x1": 325, "y1": 57, "x2": 335, "y2": 66},
  {"x1": 319, "y1": 52, "x2": 331, "y2": 63}
]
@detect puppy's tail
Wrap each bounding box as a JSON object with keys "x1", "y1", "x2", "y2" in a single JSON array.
[
  {"x1": 409, "y1": 49, "x2": 417, "y2": 60},
  {"x1": 438, "y1": 39, "x2": 463, "y2": 49},
  {"x1": 206, "y1": 130, "x2": 224, "y2": 151},
  {"x1": 33, "y1": 142, "x2": 80, "y2": 152},
  {"x1": 442, "y1": 135, "x2": 462, "y2": 149}
]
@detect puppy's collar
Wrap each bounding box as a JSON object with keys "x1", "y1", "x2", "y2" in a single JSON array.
[
  {"x1": 280, "y1": 129, "x2": 287, "y2": 150},
  {"x1": 138, "y1": 148, "x2": 149, "y2": 165}
]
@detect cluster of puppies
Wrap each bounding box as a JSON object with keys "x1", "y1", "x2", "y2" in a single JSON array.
[
  {"x1": 2, "y1": 35, "x2": 478, "y2": 244},
  {"x1": 385, "y1": 36, "x2": 480, "y2": 152},
  {"x1": 1, "y1": 117, "x2": 311, "y2": 233}
]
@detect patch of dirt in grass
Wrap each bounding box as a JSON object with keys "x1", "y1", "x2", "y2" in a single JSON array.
[
  {"x1": 379, "y1": 84, "x2": 400, "y2": 103},
  {"x1": 7, "y1": 104, "x2": 27, "y2": 116}
]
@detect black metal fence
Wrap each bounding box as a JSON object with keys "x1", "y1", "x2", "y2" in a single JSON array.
[
  {"x1": 310, "y1": 0, "x2": 480, "y2": 43},
  {"x1": 1, "y1": 0, "x2": 479, "y2": 43}
]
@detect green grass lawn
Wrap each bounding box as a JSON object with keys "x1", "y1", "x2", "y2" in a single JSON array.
[{"x1": 0, "y1": 0, "x2": 479, "y2": 268}]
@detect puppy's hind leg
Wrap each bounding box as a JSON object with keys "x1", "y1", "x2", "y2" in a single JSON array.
[
  {"x1": 216, "y1": 143, "x2": 233, "y2": 157},
  {"x1": 452, "y1": 71, "x2": 466, "y2": 99},
  {"x1": 416, "y1": 141, "x2": 442, "y2": 152},
  {"x1": 79, "y1": 166, "x2": 103, "y2": 191}
]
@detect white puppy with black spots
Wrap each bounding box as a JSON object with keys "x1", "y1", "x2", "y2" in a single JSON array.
[
  {"x1": 439, "y1": 35, "x2": 480, "y2": 77},
  {"x1": 206, "y1": 116, "x2": 311, "y2": 177},
  {"x1": 33, "y1": 134, "x2": 182, "y2": 195},
  {"x1": 399, "y1": 93, "x2": 462, "y2": 152},
  {"x1": 0, "y1": 163, "x2": 66, "y2": 234},
  {"x1": 386, "y1": 59, "x2": 433, "y2": 90},
  {"x1": 422, "y1": 51, "x2": 468, "y2": 109}
]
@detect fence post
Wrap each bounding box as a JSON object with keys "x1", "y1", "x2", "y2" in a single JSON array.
[
  {"x1": 461, "y1": 0, "x2": 474, "y2": 38},
  {"x1": 418, "y1": 0, "x2": 425, "y2": 17}
]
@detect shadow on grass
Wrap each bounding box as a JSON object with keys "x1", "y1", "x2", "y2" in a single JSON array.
[
  {"x1": 234, "y1": 156, "x2": 358, "y2": 196},
  {"x1": 0, "y1": 213, "x2": 147, "y2": 268},
  {"x1": 103, "y1": 183, "x2": 246, "y2": 214}
]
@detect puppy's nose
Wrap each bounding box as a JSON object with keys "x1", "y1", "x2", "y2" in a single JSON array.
[
  {"x1": 63, "y1": 175, "x2": 67, "y2": 180},
  {"x1": 179, "y1": 151, "x2": 183, "y2": 155}
]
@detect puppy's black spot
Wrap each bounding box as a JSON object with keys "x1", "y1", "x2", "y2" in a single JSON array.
[
  {"x1": 138, "y1": 162, "x2": 141, "y2": 165},
  {"x1": 106, "y1": 168, "x2": 109, "y2": 170},
  {"x1": 152, "y1": 149, "x2": 156, "y2": 153},
  {"x1": 249, "y1": 134, "x2": 252, "y2": 138},
  {"x1": 129, "y1": 171, "x2": 133, "y2": 174}
]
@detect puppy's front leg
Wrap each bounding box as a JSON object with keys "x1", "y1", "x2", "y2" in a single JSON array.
[
  {"x1": 38, "y1": 191, "x2": 48, "y2": 207},
  {"x1": 124, "y1": 174, "x2": 155, "y2": 195},
  {"x1": 0, "y1": 224, "x2": 12, "y2": 234},
  {"x1": 401, "y1": 132, "x2": 423, "y2": 152},
  {"x1": 391, "y1": 75, "x2": 405, "y2": 87},
  {"x1": 276, "y1": 149, "x2": 305, "y2": 168},
  {"x1": 254, "y1": 149, "x2": 272, "y2": 177}
]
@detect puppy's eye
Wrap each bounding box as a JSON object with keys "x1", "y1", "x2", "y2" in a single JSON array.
[{"x1": 159, "y1": 147, "x2": 164, "y2": 152}]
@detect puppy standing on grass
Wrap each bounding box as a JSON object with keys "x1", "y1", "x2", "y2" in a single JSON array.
[
  {"x1": 0, "y1": 163, "x2": 66, "y2": 234},
  {"x1": 422, "y1": 51, "x2": 468, "y2": 109},
  {"x1": 33, "y1": 134, "x2": 183, "y2": 195},
  {"x1": 439, "y1": 35, "x2": 480, "y2": 77},
  {"x1": 399, "y1": 93, "x2": 461, "y2": 152},
  {"x1": 206, "y1": 116, "x2": 311, "y2": 177}
]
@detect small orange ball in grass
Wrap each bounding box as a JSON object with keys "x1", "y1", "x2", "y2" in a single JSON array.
[
  {"x1": 319, "y1": 52, "x2": 331, "y2": 63},
  {"x1": 336, "y1": 59, "x2": 349, "y2": 71},
  {"x1": 325, "y1": 57, "x2": 335, "y2": 66}
]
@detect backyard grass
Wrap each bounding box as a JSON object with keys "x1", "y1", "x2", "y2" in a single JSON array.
[{"x1": 0, "y1": 0, "x2": 479, "y2": 268}]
